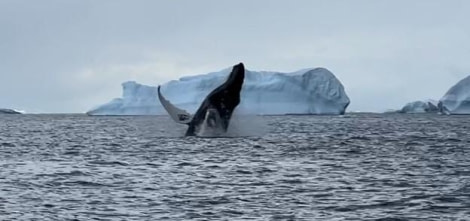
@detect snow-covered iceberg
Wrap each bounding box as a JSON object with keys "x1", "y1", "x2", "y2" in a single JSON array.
[
  {"x1": 0, "y1": 108, "x2": 22, "y2": 114},
  {"x1": 87, "y1": 66, "x2": 350, "y2": 115},
  {"x1": 438, "y1": 75, "x2": 470, "y2": 115},
  {"x1": 398, "y1": 100, "x2": 438, "y2": 114}
]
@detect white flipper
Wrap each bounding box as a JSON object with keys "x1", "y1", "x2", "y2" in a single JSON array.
[{"x1": 158, "y1": 86, "x2": 192, "y2": 124}]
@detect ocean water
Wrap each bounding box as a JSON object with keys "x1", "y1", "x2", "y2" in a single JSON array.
[{"x1": 1, "y1": 113, "x2": 470, "y2": 220}]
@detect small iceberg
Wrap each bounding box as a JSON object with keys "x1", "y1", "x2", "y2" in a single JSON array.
[
  {"x1": 398, "y1": 100, "x2": 438, "y2": 114},
  {"x1": 438, "y1": 75, "x2": 470, "y2": 115},
  {"x1": 0, "y1": 108, "x2": 22, "y2": 114}
]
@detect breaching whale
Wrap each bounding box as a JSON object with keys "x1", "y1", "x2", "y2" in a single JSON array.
[{"x1": 158, "y1": 62, "x2": 245, "y2": 136}]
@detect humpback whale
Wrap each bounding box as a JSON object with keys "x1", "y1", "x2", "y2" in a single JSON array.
[{"x1": 158, "y1": 62, "x2": 245, "y2": 136}]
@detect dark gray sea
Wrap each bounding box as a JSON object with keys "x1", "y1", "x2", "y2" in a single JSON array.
[{"x1": 1, "y1": 113, "x2": 470, "y2": 220}]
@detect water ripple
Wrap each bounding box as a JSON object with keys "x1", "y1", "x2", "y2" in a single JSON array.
[{"x1": 1, "y1": 114, "x2": 470, "y2": 220}]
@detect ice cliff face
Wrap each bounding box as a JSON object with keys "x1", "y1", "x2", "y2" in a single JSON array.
[
  {"x1": 86, "y1": 82, "x2": 162, "y2": 115},
  {"x1": 439, "y1": 75, "x2": 470, "y2": 115},
  {"x1": 87, "y1": 67, "x2": 350, "y2": 115},
  {"x1": 399, "y1": 100, "x2": 438, "y2": 114}
]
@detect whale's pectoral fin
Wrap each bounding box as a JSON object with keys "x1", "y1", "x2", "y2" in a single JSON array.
[{"x1": 158, "y1": 86, "x2": 192, "y2": 124}]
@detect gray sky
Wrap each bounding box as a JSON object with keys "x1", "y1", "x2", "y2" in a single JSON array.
[{"x1": 1, "y1": 0, "x2": 470, "y2": 113}]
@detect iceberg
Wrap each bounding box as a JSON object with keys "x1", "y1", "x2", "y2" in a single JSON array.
[
  {"x1": 398, "y1": 100, "x2": 438, "y2": 114},
  {"x1": 87, "y1": 66, "x2": 350, "y2": 115},
  {"x1": 0, "y1": 108, "x2": 22, "y2": 114},
  {"x1": 438, "y1": 75, "x2": 470, "y2": 115}
]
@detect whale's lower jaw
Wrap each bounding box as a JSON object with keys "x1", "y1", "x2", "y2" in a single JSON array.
[{"x1": 193, "y1": 109, "x2": 227, "y2": 136}]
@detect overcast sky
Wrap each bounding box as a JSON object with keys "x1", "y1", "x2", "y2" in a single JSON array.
[{"x1": 1, "y1": 0, "x2": 470, "y2": 113}]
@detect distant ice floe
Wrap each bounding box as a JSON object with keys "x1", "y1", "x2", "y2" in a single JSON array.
[{"x1": 0, "y1": 108, "x2": 22, "y2": 114}]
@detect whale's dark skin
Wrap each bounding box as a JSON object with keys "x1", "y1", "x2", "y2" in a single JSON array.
[{"x1": 185, "y1": 62, "x2": 245, "y2": 136}]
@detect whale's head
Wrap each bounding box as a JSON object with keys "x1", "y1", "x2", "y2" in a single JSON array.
[{"x1": 224, "y1": 62, "x2": 245, "y2": 93}]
